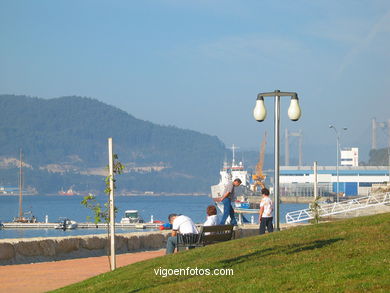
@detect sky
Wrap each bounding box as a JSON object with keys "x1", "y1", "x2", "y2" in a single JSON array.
[{"x1": 1, "y1": 0, "x2": 390, "y2": 165}]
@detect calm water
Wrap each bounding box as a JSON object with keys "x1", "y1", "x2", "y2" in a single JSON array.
[{"x1": 0, "y1": 195, "x2": 307, "y2": 239}]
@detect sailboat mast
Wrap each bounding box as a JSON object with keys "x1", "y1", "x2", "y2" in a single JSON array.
[{"x1": 19, "y1": 149, "x2": 23, "y2": 218}]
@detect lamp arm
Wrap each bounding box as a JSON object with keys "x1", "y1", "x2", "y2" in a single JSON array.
[{"x1": 258, "y1": 91, "x2": 297, "y2": 98}]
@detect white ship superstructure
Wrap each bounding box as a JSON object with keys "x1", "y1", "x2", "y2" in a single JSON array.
[
  {"x1": 210, "y1": 145, "x2": 253, "y2": 201},
  {"x1": 210, "y1": 145, "x2": 261, "y2": 224}
]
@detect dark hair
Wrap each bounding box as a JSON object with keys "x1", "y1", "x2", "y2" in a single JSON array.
[
  {"x1": 233, "y1": 178, "x2": 242, "y2": 184},
  {"x1": 206, "y1": 205, "x2": 217, "y2": 216},
  {"x1": 168, "y1": 213, "x2": 178, "y2": 222},
  {"x1": 261, "y1": 188, "x2": 270, "y2": 196}
]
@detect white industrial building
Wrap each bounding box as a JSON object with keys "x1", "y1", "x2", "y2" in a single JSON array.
[
  {"x1": 340, "y1": 147, "x2": 359, "y2": 167},
  {"x1": 279, "y1": 146, "x2": 390, "y2": 197},
  {"x1": 280, "y1": 166, "x2": 390, "y2": 197}
]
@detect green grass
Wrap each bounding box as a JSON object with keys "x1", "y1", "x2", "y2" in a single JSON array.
[{"x1": 53, "y1": 213, "x2": 390, "y2": 293}]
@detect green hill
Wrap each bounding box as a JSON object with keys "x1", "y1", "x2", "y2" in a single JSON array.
[
  {"x1": 54, "y1": 213, "x2": 390, "y2": 292},
  {"x1": 0, "y1": 95, "x2": 226, "y2": 194}
]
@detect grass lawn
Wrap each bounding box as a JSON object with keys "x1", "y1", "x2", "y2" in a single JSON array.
[{"x1": 53, "y1": 213, "x2": 390, "y2": 292}]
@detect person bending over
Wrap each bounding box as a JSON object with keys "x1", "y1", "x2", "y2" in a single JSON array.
[
  {"x1": 165, "y1": 213, "x2": 198, "y2": 254},
  {"x1": 218, "y1": 178, "x2": 242, "y2": 225}
]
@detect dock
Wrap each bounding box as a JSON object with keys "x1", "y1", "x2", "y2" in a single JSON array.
[{"x1": 1, "y1": 222, "x2": 162, "y2": 229}]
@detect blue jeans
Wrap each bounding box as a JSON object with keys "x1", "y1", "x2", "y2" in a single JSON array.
[
  {"x1": 166, "y1": 236, "x2": 178, "y2": 254},
  {"x1": 219, "y1": 198, "x2": 237, "y2": 225}
]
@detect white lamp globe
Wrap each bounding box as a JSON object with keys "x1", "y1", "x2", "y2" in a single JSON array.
[
  {"x1": 253, "y1": 96, "x2": 267, "y2": 122},
  {"x1": 288, "y1": 96, "x2": 301, "y2": 121}
]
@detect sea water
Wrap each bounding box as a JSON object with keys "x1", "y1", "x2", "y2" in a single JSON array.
[{"x1": 0, "y1": 195, "x2": 307, "y2": 239}]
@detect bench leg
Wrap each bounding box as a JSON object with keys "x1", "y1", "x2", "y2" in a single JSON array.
[
  {"x1": 177, "y1": 246, "x2": 184, "y2": 252},
  {"x1": 177, "y1": 246, "x2": 196, "y2": 252}
]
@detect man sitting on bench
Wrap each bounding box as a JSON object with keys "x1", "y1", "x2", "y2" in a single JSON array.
[{"x1": 166, "y1": 213, "x2": 199, "y2": 254}]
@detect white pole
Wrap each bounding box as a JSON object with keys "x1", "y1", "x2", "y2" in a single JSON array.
[
  {"x1": 388, "y1": 148, "x2": 390, "y2": 183},
  {"x1": 298, "y1": 131, "x2": 303, "y2": 166},
  {"x1": 336, "y1": 135, "x2": 339, "y2": 202},
  {"x1": 108, "y1": 137, "x2": 116, "y2": 271},
  {"x1": 19, "y1": 149, "x2": 23, "y2": 219},
  {"x1": 387, "y1": 120, "x2": 390, "y2": 183},
  {"x1": 314, "y1": 161, "x2": 318, "y2": 199}
]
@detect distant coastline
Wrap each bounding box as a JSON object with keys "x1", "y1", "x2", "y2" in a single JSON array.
[
  {"x1": 0, "y1": 192, "x2": 209, "y2": 197},
  {"x1": 118, "y1": 192, "x2": 208, "y2": 197}
]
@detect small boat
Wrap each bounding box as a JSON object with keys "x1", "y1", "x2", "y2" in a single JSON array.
[
  {"x1": 13, "y1": 149, "x2": 39, "y2": 223},
  {"x1": 234, "y1": 200, "x2": 251, "y2": 209},
  {"x1": 120, "y1": 210, "x2": 144, "y2": 224},
  {"x1": 13, "y1": 211, "x2": 37, "y2": 223},
  {"x1": 55, "y1": 218, "x2": 78, "y2": 230}
]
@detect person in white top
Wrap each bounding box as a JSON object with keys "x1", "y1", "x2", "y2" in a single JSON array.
[
  {"x1": 259, "y1": 188, "x2": 274, "y2": 235},
  {"x1": 166, "y1": 214, "x2": 198, "y2": 254},
  {"x1": 203, "y1": 205, "x2": 219, "y2": 226}
]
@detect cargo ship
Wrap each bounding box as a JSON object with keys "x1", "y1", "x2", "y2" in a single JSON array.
[{"x1": 210, "y1": 145, "x2": 261, "y2": 223}]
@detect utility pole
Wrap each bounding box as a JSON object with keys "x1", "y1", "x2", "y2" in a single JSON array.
[{"x1": 18, "y1": 149, "x2": 23, "y2": 219}]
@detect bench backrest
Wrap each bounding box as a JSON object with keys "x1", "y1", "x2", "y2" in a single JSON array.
[{"x1": 201, "y1": 224, "x2": 234, "y2": 245}]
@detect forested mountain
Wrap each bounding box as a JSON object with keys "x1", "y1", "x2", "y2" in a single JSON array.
[{"x1": 0, "y1": 95, "x2": 227, "y2": 194}]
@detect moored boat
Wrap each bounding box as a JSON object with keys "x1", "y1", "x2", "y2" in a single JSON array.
[
  {"x1": 55, "y1": 218, "x2": 78, "y2": 230},
  {"x1": 13, "y1": 150, "x2": 38, "y2": 223},
  {"x1": 120, "y1": 210, "x2": 144, "y2": 224}
]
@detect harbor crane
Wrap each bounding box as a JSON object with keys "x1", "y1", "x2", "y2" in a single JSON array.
[{"x1": 252, "y1": 131, "x2": 267, "y2": 192}]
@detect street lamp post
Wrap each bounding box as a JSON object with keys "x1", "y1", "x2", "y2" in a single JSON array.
[
  {"x1": 329, "y1": 125, "x2": 347, "y2": 202},
  {"x1": 253, "y1": 90, "x2": 301, "y2": 231},
  {"x1": 379, "y1": 122, "x2": 390, "y2": 183}
]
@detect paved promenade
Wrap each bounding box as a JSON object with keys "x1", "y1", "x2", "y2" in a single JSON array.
[{"x1": 0, "y1": 249, "x2": 165, "y2": 293}]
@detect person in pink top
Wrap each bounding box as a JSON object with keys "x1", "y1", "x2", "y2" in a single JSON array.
[{"x1": 259, "y1": 188, "x2": 274, "y2": 234}]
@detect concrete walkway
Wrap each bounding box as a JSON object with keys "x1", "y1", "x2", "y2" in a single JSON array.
[{"x1": 0, "y1": 249, "x2": 165, "y2": 293}]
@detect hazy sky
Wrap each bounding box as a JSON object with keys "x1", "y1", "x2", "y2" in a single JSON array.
[{"x1": 1, "y1": 0, "x2": 390, "y2": 164}]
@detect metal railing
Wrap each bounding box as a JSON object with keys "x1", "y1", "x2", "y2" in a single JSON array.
[{"x1": 285, "y1": 192, "x2": 390, "y2": 224}]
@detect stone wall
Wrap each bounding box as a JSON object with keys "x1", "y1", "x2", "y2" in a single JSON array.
[
  {"x1": 0, "y1": 231, "x2": 171, "y2": 265},
  {"x1": 0, "y1": 227, "x2": 260, "y2": 265}
]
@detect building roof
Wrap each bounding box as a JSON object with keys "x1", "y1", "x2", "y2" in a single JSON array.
[{"x1": 280, "y1": 166, "x2": 389, "y2": 175}]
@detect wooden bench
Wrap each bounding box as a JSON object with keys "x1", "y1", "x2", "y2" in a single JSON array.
[{"x1": 176, "y1": 225, "x2": 234, "y2": 250}]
